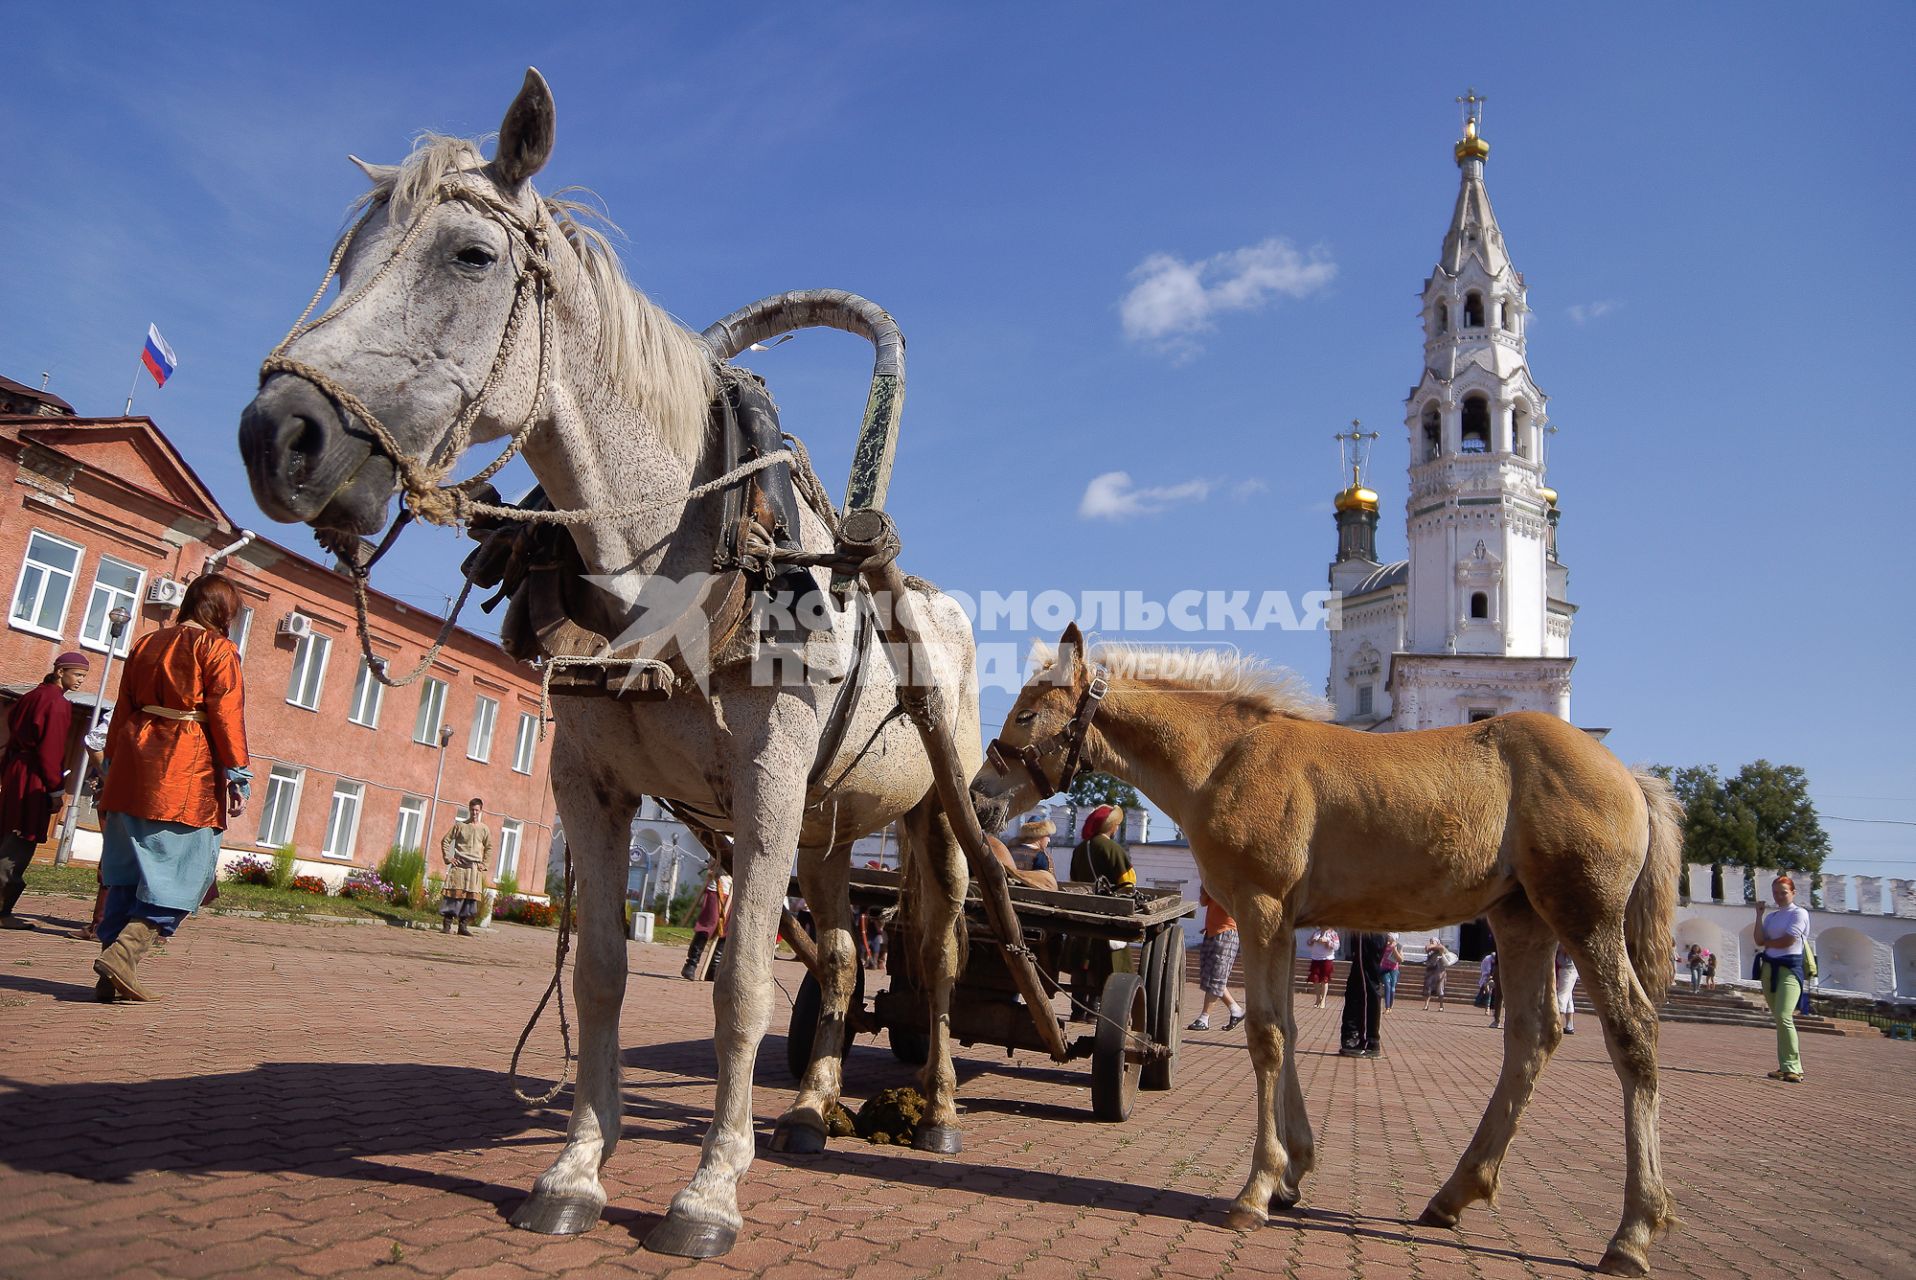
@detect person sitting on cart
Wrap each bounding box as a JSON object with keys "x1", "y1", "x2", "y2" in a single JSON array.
[
  {"x1": 1000, "y1": 818, "x2": 1059, "y2": 890},
  {"x1": 1069, "y1": 805, "x2": 1135, "y2": 891}
]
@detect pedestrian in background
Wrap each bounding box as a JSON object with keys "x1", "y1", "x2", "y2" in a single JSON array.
[
  {"x1": 1380, "y1": 932, "x2": 1403, "y2": 1009},
  {"x1": 1554, "y1": 943, "x2": 1579, "y2": 1035},
  {"x1": 1306, "y1": 926, "x2": 1340, "y2": 1009},
  {"x1": 1755, "y1": 874, "x2": 1811, "y2": 1082},
  {"x1": 1069, "y1": 805, "x2": 1134, "y2": 890},
  {"x1": 1187, "y1": 886, "x2": 1245, "y2": 1032},
  {"x1": 439, "y1": 798, "x2": 491, "y2": 936},
  {"x1": 681, "y1": 867, "x2": 731, "y2": 980},
  {"x1": 0, "y1": 652, "x2": 90, "y2": 929},
  {"x1": 1483, "y1": 950, "x2": 1503, "y2": 1028},
  {"x1": 1686, "y1": 944, "x2": 1705, "y2": 993},
  {"x1": 1421, "y1": 936, "x2": 1454, "y2": 1010},
  {"x1": 1704, "y1": 948, "x2": 1718, "y2": 992},
  {"x1": 1338, "y1": 931, "x2": 1388, "y2": 1058},
  {"x1": 92, "y1": 576, "x2": 250, "y2": 1001}
]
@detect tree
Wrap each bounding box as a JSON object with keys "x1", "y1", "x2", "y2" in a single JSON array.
[
  {"x1": 1650, "y1": 760, "x2": 1830, "y2": 903},
  {"x1": 1066, "y1": 771, "x2": 1142, "y2": 811}
]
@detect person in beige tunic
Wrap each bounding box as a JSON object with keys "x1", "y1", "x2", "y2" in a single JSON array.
[{"x1": 440, "y1": 796, "x2": 492, "y2": 936}]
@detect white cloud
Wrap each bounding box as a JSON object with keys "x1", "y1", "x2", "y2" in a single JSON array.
[
  {"x1": 1120, "y1": 237, "x2": 1336, "y2": 355},
  {"x1": 1566, "y1": 300, "x2": 1620, "y2": 324},
  {"x1": 1079, "y1": 471, "x2": 1218, "y2": 521}
]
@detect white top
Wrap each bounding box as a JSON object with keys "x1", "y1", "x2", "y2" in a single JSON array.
[
  {"x1": 1307, "y1": 929, "x2": 1340, "y2": 961},
  {"x1": 1761, "y1": 904, "x2": 1810, "y2": 958}
]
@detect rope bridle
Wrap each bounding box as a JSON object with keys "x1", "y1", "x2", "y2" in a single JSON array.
[{"x1": 983, "y1": 667, "x2": 1110, "y2": 799}]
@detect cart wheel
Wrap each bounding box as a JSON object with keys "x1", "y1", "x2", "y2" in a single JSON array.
[
  {"x1": 1142, "y1": 928, "x2": 1185, "y2": 1091},
  {"x1": 785, "y1": 958, "x2": 866, "y2": 1082},
  {"x1": 1091, "y1": 970, "x2": 1146, "y2": 1121}
]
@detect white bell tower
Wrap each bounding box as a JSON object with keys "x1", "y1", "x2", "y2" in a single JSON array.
[{"x1": 1389, "y1": 92, "x2": 1576, "y2": 727}]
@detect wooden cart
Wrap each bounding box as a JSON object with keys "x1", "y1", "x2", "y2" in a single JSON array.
[{"x1": 786, "y1": 866, "x2": 1195, "y2": 1121}]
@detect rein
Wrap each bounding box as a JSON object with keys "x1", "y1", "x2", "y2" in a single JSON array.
[{"x1": 984, "y1": 667, "x2": 1110, "y2": 798}]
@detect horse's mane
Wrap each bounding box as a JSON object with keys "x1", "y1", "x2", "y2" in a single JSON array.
[
  {"x1": 1033, "y1": 640, "x2": 1333, "y2": 722},
  {"x1": 350, "y1": 134, "x2": 717, "y2": 466}
]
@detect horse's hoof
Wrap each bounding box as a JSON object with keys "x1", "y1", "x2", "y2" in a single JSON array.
[
  {"x1": 509, "y1": 1192, "x2": 602, "y2": 1235},
  {"x1": 912, "y1": 1124, "x2": 962, "y2": 1154},
  {"x1": 1415, "y1": 1204, "x2": 1460, "y2": 1230},
  {"x1": 643, "y1": 1213, "x2": 738, "y2": 1258},
  {"x1": 1270, "y1": 1184, "x2": 1301, "y2": 1212},
  {"x1": 1595, "y1": 1246, "x2": 1651, "y2": 1277},
  {"x1": 1224, "y1": 1202, "x2": 1267, "y2": 1231},
  {"x1": 770, "y1": 1118, "x2": 828, "y2": 1154}
]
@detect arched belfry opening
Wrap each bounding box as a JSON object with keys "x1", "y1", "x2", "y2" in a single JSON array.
[
  {"x1": 1464, "y1": 292, "x2": 1485, "y2": 327},
  {"x1": 1421, "y1": 403, "x2": 1442, "y2": 461},
  {"x1": 1435, "y1": 302, "x2": 1449, "y2": 334},
  {"x1": 1461, "y1": 395, "x2": 1490, "y2": 453}
]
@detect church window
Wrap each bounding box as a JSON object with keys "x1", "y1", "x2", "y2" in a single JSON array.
[
  {"x1": 1421, "y1": 404, "x2": 1442, "y2": 461},
  {"x1": 1464, "y1": 292, "x2": 1485, "y2": 327},
  {"x1": 1357, "y1": 684, "x2": 1374, "y2": 717},
  {"x1": 1435, "y1": 303, "x2": 1448, "y2": 335},
  {"x1": 1513, "y1": 407, "x2": 1530, "y2": 459},
  {"x1": 1469, "y1": 591, "x2": 1489, "y2": 620},
  {"x1": 1501, "y1": 298, "x2": 1517, "y2": 331},
  {"x1": 1468, "y1": 708, "x2": 1496, "y2": 723},
  {"x1": 1461, "y1": 396, "x2": 1490, "y2": 453}
]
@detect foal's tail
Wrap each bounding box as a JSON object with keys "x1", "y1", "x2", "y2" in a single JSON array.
[{"x1": 1626, "y1": 769, "x2": 1684, "y2": 1003}]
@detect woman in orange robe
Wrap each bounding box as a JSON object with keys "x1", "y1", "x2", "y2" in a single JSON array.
[{"x1": 92, "y1": 574, "x2": 250, "y2": 1002}]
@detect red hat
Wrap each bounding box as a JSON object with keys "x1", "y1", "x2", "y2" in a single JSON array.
[
  {"x1": 1082, "y1": 805, "x2": 1116, "y2": 841},
  {"x1": 53, "y1": 651, "x2": 90, "y2": 670}
]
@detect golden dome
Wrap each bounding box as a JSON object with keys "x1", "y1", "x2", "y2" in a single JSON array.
[
  {"x1": 1454, "y1": 116, "x2": 1490, "y2": 164},
  {"x1": 1335, "y1": 483, "x2": 1379, "y2": 514},
  {"x1": 1538, "y1": 485, "x2": 1558, "y2": 506}
]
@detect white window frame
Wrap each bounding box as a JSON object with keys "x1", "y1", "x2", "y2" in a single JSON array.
[
  {"x1": 348, "y1": 659, "x2": 384, "y2": 729},
  {"x1": 78, "y1": 555, "x2": 144, "y2": 657},
  {"x1": 497, "y1": 818, "x2": 523, "y2": 879},
  {"x1": 320, "y1": 780, "x2": 364, "y2": 860},
  {"x1": 230, "y1": 605, "x2": 254, "y2": 662},
  {"x1": 393, "y1": 795, "x2": 427, "y2": 853},
  {"x1": 257, "y1": 765, "x2": 304, "y2": 847},
  {"x1": 9, "y1": 530, "x2": 84, "y2": 640},
  {"x1": 512, "y1": 712, "x2": 538, "y2": 774},
  {"x1": 413, "y1": 676, "x2": 449, "y2": 745},
  {"x1": 468, "y1": 695, "x2": 499, "y2": 762},
  {"x1": 285, "y1": 631, "x2": 331, "y2": 711}
]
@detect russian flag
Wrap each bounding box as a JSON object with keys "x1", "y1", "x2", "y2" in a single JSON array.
[{"x1": 141, "y1": 324, "x2": 178, "y2": 388}]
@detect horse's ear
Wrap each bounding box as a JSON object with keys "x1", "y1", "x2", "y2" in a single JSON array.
[
  {"x1": 493, "y1": 67, "x2": 555, "y2": 189},
  {"x1": 348, "y1": 155, "x2": 398, "y2": 186},
  {"x1": 1059, "y1": 622, "x2": 1088, "y2": 680}
]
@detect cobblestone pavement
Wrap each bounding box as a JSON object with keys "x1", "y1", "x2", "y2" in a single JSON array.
[{"x1": 2, "y1": 894, "x2": 1909, "y2": 1280}]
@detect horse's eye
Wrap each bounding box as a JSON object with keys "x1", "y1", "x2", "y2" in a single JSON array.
[
  {"x1": 1014, "y1": 711, "x2": 1036, "y2": 725},
  {"x1": 455, "y1": 245, "x2": 497, "y2": 268}
]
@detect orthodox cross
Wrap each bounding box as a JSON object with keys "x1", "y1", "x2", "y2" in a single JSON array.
[
  {"x1": 1335, "y1": 419, "x2": 1381, "y2": 486},
  {"x1": 1457, "y1": 88, "x2": 1487, "y2": 130}
]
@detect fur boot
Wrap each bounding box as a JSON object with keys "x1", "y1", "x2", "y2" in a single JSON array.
[{"x1": 93, "y1": 920, "x2": 161, "y2": 1002}]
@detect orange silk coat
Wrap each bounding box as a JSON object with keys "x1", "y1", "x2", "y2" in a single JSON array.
[{"x1": 97, "y1": 623, "x2": 249, "y2": 830}]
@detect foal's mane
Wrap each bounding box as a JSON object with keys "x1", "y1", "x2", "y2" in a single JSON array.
[
  {"x1": 351, "y1": 134, "x2": 718, "y2": 466},
  {"x1": 1034, "y1": 641, "x2": 1333, "y2": 722}
]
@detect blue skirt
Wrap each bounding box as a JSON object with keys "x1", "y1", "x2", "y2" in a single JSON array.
[{"x1": 98, "y1": 810, "x2": 223, "y2": 912}]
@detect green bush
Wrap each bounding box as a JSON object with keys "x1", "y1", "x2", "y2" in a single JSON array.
[
  {"x1": 379, "y1": 846, "x2": 426, "y2": 895},
  {"x1": 654, "y1": 886, "x2": 700, "y2": 927},
  {"x1": 494, "y1": 871, "x2": 520, "y2": 899},
  {"x1": 270, "y1": 844, "x2": 298, "y2": 890}
]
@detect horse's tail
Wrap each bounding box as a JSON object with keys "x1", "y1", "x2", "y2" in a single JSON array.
[{"x1": 1626, "y1": 768, "x2": 1684, "y2": 1004}]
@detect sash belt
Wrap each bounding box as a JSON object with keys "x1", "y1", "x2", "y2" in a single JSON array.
[{"x1": 141, "y1": 705, "x2": 206, "y2": 723}]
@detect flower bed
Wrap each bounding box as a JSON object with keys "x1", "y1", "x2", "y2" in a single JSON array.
[
  {"x1": 227, "y1": 855, "x2": 277, "y2": 886},
  {"x1": 339, "y1": 869, "x2": 396, "y2": 902},
  {"x1": 289, "y1": 874, "x2": 330, "y2": 896},
  {"x1": 493, "y1": 895, "x2": 557, "y2": 928}
]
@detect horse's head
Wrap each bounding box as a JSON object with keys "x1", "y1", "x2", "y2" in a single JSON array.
[
  {"x1": 970, "y1": 622, "x2": 1108, "y2": 824},
  {"x1": 239, "y1": 69, "x2": 560, "y2": 537}
]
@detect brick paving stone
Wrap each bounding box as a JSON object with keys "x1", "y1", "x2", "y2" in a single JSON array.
[{"x1": 4, "y1": 896, "x2": 1914, "y2": 1279}]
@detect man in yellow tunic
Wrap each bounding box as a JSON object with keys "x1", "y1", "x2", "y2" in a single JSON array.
[{"x1": 440, "y1": 797, "x2": 492, "y2": 936}]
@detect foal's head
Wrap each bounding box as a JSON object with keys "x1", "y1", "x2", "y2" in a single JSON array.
[{"x1": 970, "y1": 622, "x2": 1102, "y2": 822}]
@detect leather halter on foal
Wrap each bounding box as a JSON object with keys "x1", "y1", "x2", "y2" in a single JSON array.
[{"x1": 985, "y1": 666, "x2": 1110, "y2": 798}]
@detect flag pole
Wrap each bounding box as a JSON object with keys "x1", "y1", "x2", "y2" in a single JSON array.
[{"x1": 125, "y1": 361, "x2": 141, "y2": 415}]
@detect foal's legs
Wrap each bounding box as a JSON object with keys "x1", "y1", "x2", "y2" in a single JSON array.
[
  {"x1": 1269, "y1": 920, "x2": 1315, "y2": 1209},
  {"x1": 772, "y1": 841, "x2": 855, "y2": 1153},
  {"x1": 1225, "y1": 898, "x2": 1296, "y2": 1228},
  {"x1": 1560, "y1": 926, "x2": 1674, "y2": 1277},
  {"x1": 1419, "y1": 898, "x2": 1560, "y2": 1229},
  {"x1": 512, "y1": 758, "x2": 638, "y2": 1234}
]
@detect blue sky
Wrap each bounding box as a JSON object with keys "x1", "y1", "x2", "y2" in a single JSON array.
[{"x1": 3, "y1": 4, "x2": 1912, "y2": 877}]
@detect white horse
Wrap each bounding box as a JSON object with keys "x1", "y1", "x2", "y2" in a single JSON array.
[{"x1": 238, "y1": 69, "x2": 979, "y2": 1258}]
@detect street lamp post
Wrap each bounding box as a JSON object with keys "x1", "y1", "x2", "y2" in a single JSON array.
[
  {"x1": 54, "y1": 605, "x2": 132, "y2": 866},
  {"x1": 422, "y1": 723, "x2": 456, "y2": 874}
]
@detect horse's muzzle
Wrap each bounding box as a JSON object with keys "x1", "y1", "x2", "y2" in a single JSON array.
[{"x1": 239, "y1": 375, "x2": 390, "y2": 533}]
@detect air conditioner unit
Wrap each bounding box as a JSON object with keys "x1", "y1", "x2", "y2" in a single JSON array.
[
  {"x1": 277, "y1": 612, "x2": 313, "y2": 640},
  {"x1": 145, "y1": 576, "x2": 186, "y2": 607}
]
